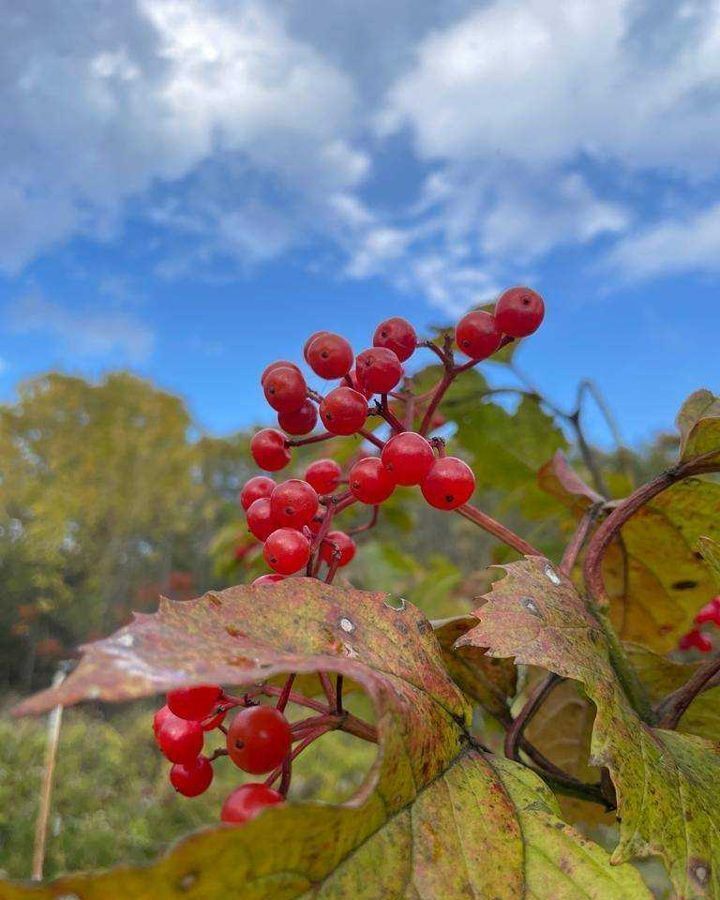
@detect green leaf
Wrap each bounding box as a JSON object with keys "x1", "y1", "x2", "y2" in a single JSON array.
[
  {"x1": 458, "y1": 557, "x2": 720, "y2": 898},
  {"x1": 625, "y1": 643, "x2": 720, "y2": 741},
  {"x1": 677, "y1": 390, "x2": 720, "y2": 464},
  {"x1": 6, "y1": 580, "x2": 647, "y2": 898},
  {"x1": 537, "y1": 451, "x2": 604, "y2": 513}
]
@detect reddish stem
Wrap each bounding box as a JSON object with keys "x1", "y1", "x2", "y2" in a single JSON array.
[
  {"x1": 656, "y1": 654, "x2": 720, "y2": 729},
  {"x1": 348, "y1": 506, "x2": 379, "y2": 535},
  {"x1": 419, "y1": 371, "x2": 453, "y2": 436},
  {"x1": 318, "y1": 672, "x2": 335, "y2": 707},
  {"x1": 559, "y1": 504, "x2": 603, "y2": 576},
  {"x1": 359, "y1": 428, "x2": 386, "y2": 450},
  {"x1": 286, "y1": 431, "x2": 333, "y2": 448},
  {"x1": 276, "y1": 674, "x2": 296, "y2": 713},
  {"x1": 456, "y1": 502, "x2": 540, "y2": 557},
  {"x1": 265, "y1": 725, "x2": 334, "y2": 787}
]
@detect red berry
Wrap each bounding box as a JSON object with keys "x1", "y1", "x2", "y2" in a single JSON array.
[
  {"x1": 246, "y1": 497, "x2": 277, "y2": 541},
  {"x1": 156, "y1": 716, "x2": 204, "y2": 764},
  {"x1": 306, "y1": 509, "x2": 325, "y2": 535},
  {"x1": 251, "y1": 429, "x2": 291, "y2": 472},
  {"x1": 202, "y1": 707, "x2": 227, "y2": 731},
  {"x1": 355, "y1": 347, "x2": 403, "y2": 394},
  {"x1": 252, "y1": 573, "x2": 286, "y2": 586},
  {"x1": 278, "y1": 399, "x2": 318, "y2": 436},
  {"x1": 320, "y1": 530, "x2": 356, "y2": 567},
  {"x1": 306, "y1": 333, "x2": 354, "y2": 379},
  {"x1": 264, "y1": 528, "x2": 311, "y2": 574},
  {"x1": 421, "y1": 457, "x2": 475, "y2": 510},
  {"x1": 167, "y1": 684, "x2": 222, "y2": 721},
  {"x1": 320, "y1": 387, "x2": 368, "y2": 436},
  {"x1": 263, "y1": 366, "x2": 307, "y2": 413},
  {"x1": 381, "y1": 432, "x2": 435, "y2": 486},
  {"x1": 455, "y1": 310, "x2": 502, "y2": 360},
  {"x1": 679, "y1": 628, "x2": 713, "y2": 653},
  {"x1": 239, "y1": 476, "x2": 276, "y2": 511},
  {"x1": 494, "y1": 286, "x2": 545, "y2": 337},
  {"x1": 261, "y1": 360, "x2": 302, "y2": 385},
  {"x1": 270, "y1": 479, "x2": 318, "y2": 529},
  {"x1": 305, "y1": 458, "x2": 343, "y2": 494},
  {"x1": 695, "y1": 597, "x2": 720, "y2": 627},
  {"x1": 153, "y1": 704, "x2": 176, "y2": 743},
  {"x1": 347, "y1": 366, "x2": 374, "y2": 399},
  {"x1": 221, "y1": 783, "x2": 283, "y2": 825},
  {"x1": 373, "y1": 317, "x2": 417, "y2": 362},
  {"x1": 303, "y1": 331, "x2": 329, "y2": 364},
  {"x1": 349, "y1": 457, "x2": 395, "y2": 505},
  {"x1": 226, "y1": 705, "x2": 292, "y2": 774},
  {"x1": 170, "y1": 755, "x2": 214, "y2": 797}
]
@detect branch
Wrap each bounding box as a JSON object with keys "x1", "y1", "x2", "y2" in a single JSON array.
[
  {"x1": 559, "y1": 503, "x2": 604, "y2": 576},
  {"x1": 656, "y1": 654, "x2": 720, "y2": 730},
  {"x1": 455, "y1": 502, "x2": 541, "y2": 557}
]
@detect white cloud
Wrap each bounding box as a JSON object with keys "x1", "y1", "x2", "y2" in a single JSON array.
[
  {"x1": 7, "y1": 294, "x2": 155, "y2": 363},
  {"x1": 606, "y1": 202, "x2": 720, "y2": 279}
]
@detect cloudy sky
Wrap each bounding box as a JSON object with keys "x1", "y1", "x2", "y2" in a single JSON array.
[{"x1": 0, "y1": 0, "x2": 718, "y2": 442}]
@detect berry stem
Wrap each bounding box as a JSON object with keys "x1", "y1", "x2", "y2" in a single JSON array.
[
  {"x1": 265, "y1": 725, "x2": 334, "y2": 787},
  {"x1": 209, "y1": 748, "x2": 229, "y2": 761},
  {"x1": 318, "y1": 673, "x2": 335, "y2": 707},
  {"x1": 278, "y1": 755, "x2": 292, "y2": 797},
  {"x1": 418, "y1": 371, "x2": 453, "y2": 436},
  {"x1": 373, "y1": 397, "x2": 405, "y2": 434},
  {"x1": 655, "y1": 654, "x2": 720, "y2": 729},
  {"x1": 258, "y1": 685, "x2": 377, "y2": 743},
  {"x1": 335, "y1": 675, "x2": 344, "y2": 715},
  {"x1": 455, "y1": 502, "x2": 540, "y2": 557},
  {"x1": 348, "y1": 505, "x2": 379, "y2": 536},
  {"x1": 286, "y1": 431, "x2": 334, "y2": 448},
  {"x1": 276, "y1": 674, "x2": 296, "y2": 713},
  {"x1": 358, "y1": 428, "x2": 386, "y2": 450}
]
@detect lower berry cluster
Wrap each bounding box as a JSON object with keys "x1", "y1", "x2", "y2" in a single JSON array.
[{"x1": 679, "y1": 595, "x2": 720, "y2": 653}]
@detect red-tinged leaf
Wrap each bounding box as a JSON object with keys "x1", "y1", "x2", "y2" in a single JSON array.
[
  {"x1": 458, "y1": 557, "x2": 720, "y2": 898},
  {"x1": 677, "y1": 389, "x2": 720, "y2": 464},
  {"x1": 537, "y1": 450, "x2": 604, "y2": 512}
]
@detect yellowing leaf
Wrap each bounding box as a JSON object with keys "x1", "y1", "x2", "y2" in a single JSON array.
[
  {"x1": 4, "y1": 580, "x2": 648, "y2": 898},
  {"x1": 677, "y1": 389, "x2": 720, "y2": 464},
  {"x1": 458, "y1": 557, "x2": 720, "y2": 898}
]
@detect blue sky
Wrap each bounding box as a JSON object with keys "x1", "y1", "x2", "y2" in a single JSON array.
[{"x1": 1, "y1": 0, "x2": 718, "y2": 447}]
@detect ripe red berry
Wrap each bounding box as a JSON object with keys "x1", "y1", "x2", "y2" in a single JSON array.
[
  {"x1": 153, "y1": 704, "x2": 176, "y2": 743},
  {"x1": 156, "y1": 716, "x2": 204, "y2": 764},
  {"x1": 263, "y1": 528, "x2": 311, "y2": 574},
  {"x1": 170, "y1": 755, "x2": 214, "y2": 797},
  {"x1": 355, "y1": 347, "x2": 403, "y2": 394},
  {"x1": 226, "y1": 705, "x2": 292, "y2": 774},
  {"x1": 494, "y1": 286, "x2": 545, "y2": 337},
  {"x1": 320, "y1": 531, "x2": 356, "y2": 567},
  {"x1": 679, "y1": 628, "x2": 713, "y2": 653},
  {"x1": 347, "y1": 366, "x2": 374, "y2": 399},
  {"x1": 167, "y1": 684, "x2": 222, "y2": 721},
  {"x1": 306, "y1": 333, "x2": 354, "y2": 379},
  {"x1": 381, "y1": 432, "x2": 435, "y2": 486},
  {"x1": 202, "y1": 707, "x2": 227, "y2": 731},
  {"x1": 455, "y1": 310, "x2": 502, "y2": 360},
  {"x1": 251, "y1": 429, "x2": 291, "y2": 472},
  {"x1": 263, "y1": 366, "x2": 307, "y2": 413},
  {"x1": 239, "y1": 475, "x2": 276, "y2": 511},
  {"x1": 270, "y1": 479, "x2": 318, "y2": 529},
  {"x1": 303, "y1": 331, "x2": 329, "y2": 364},
  {"x1": 278, "y1": 399, "x2": 318, "y2": 436},
  {"x1": 695, "y1": 597, "x2": 720, "y2": 626},
  {"x1": 305, "y1": 458, "x2": 343, "y2": 494},
  {"x1": 252, "y1": 573, "x2": 286, "y2": 586},
  {"x1": 373, "y1": 317, "x2": 417, "y2": 362},
  {"x1": 349, "y1": 457, "x2": 395, "y2": 505},
  {"x1": 320, "y1": 387, "x2": 368, "y2": 435},
  {"x1": 261, "y1": 360, "x2": 302, "y2": 385},
  {"x1": 421, "y1": 457, "x2": 475, "y2": 510},
  {"x1": 246, "y1": 497, "x2": 277, "y2": 541},
  {"x1": 221, "y1": 783, "x2": 283, "y2": 825},
  {"x1": 306, "y1": 509, "x2": 325, "y2": 535}
]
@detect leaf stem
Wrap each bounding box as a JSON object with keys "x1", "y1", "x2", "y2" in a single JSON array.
[{"x1": 656, "y1": 654, "x2": 720, "y2": 729}]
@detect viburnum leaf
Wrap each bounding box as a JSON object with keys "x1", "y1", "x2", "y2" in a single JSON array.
[
  {"x1": 5, "y1": 580, "x2": 648, "y2": 899},
  {"x1": 625, "y1": 643, "x2": 720, "y2": 741},
  {"x1": 602, "y1": 480, "x2": 720, "y2": 651},
  {"x1": 433, "y1": 615, "x2": 517, "y2": 718},
  {"x1": 677, "y1": 389, "x2": 720, "y2": 464},
  {"x1": 698, "y1": 535, "x2": 720, "y2": 585},
  {"x1": 457, "y1": 557, "x2": 720, "y2": 898},
  {"x1": 537, "y1": 451, "x2": 604, "y2": 513}
]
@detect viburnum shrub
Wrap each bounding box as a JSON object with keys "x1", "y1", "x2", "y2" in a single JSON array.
[{"x1": 9, "y1": 289, "x2": 720, "y2": 899}]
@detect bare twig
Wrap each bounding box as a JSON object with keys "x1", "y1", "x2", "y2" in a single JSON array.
[{"x1": 456, "y1": 502, "x2": 540, "y2": 557}]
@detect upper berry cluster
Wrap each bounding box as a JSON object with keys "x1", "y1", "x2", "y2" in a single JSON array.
[{"x1": 241, "y1": 287, "x2": 545, "y2": 582}]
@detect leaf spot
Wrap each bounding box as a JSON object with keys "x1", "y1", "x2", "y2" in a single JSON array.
[
  {"x1": 689, "y1": 860, "x2": 710, "y2": 886},
  {"x1": 339, "y1": 617, "x2": 356, "y2": 634},
  {"x1": 177, "y1": 872, "x2": 198, "y2": 891},
  {"x1": 384, "y1": 596, "x2": 406, "y2": 611},
  {"x1": 544, "y1": 564, "x2": 561, "y2": 585},
  {"x1": 87, "y1": 687, "x2": 101, "y2": 699},
  {"x1": 116, "y1": 633, "x2": 134, "y2": 648},
  {"x1": 520, "y1": 596, "x2": 541, "y2": 617},
  {"x1": 671, "y1": 580, "x2": 698, "y2": 590}
]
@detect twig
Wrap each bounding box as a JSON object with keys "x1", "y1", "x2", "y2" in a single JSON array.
[
  {"x1": 656, "y1": 654, "x2": 720, "y2": 729},
  {"x1": 359, "y1": 428, "x2": 386, "y2": 450},
  {"x1": 559, "y1": 503, "x2": 603, "y2": 576},
  {"x1": 505, "y1": 674, "x2": 562, "y2": 763}
]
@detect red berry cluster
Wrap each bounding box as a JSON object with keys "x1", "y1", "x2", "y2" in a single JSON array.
[
  {"x1": 240, "y1": 288, "x2": 545, "y2": 579},
  {"x1": 154, "y1": 683, "x2": 292, "y2": 823},
  {"x1": 678, "y1": 595, "x2": 720, "y2": 653},
  {"x1": 157, "y1": 287, "x2": 545, "y2": 821}
]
